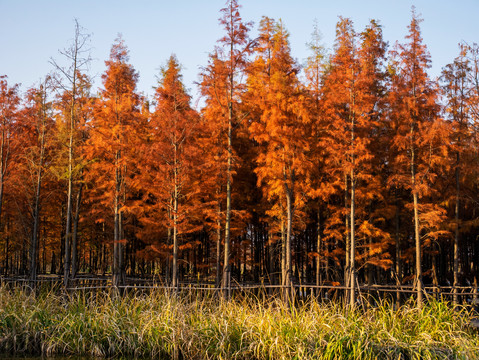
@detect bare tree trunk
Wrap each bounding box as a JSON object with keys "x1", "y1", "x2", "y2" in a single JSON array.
[
  {"x1": 222, "y1": 4, "x2": 236, "y2": 299},
  {"x1": 166, "y1": 202, "x2": 172, "y2": 285},
  {"x1": 222, "y1": 100, "x2": 232, "y2": 299},
  {"x1": 367, "y1": 237, "x2": 373, "y2": 302},
  {"x1": 30, "y1": 136, "x2": 45, "y2": 284},
  {"x1": 71, "y1": 181, "x2": 83, "y2": 278},
  {"x1": 113, "y1": 150, "x2": 121, "y2": 288},
  {"x1": 30, "y1": 170, "x2": 42, "y2": 286},
  {"x1": 349, "y1": 106, "x2": 356, "y2": 308},
  {"x1": 350, "y1": 168, "x2": 356, "y2": 307},
  {"x1": 5, "y1": 224, "x2": 9, "y2": 275},
  {"x1": 348, "y1": 68, "x2": 356, "y2": 308},
  {"x1": 395, "y1": 205, "x2": 401, "y2": 308},
  {"x1": 412, "y1": 147, "x2": 422, "y2": 308},
  {"x1": 216, "y1": 201, "x2": 222, "y2": 288},
  {"x1": 281, "y1": 219, "x2": 286, "y2": 293},
  {"x1": 0, "y1": 146, "x2": 6, "y2": 225},
  {"x1": 454, "y1": 156, "x2": 460, "y2": 305},
  {"x1": 0, "y1": 100, "x2": 12, "y2": 238},
  {"x1": 63, "y1": 53, "x2": 77, "y2": 290},
  {"x1": 282, "y1": 189, "x2": 293, "y2": 304},
  {"x1": 268, "y1": 230, "x2": 274, "y2": 293},
  {"x1": 432, "y1": 252, "x2": 439, "y2": 299},
  {"x1": 316, "y1": 208, "x2": 321, "y2": 295},
  {"x1": 42, "y1": 222, "x2": 46, "y2": 274},
  {"x1": 172, "y1": 154, "x2": 179, "y2": 289},
  {"x1": 344, "y1": 173, "x2": 350, "y2": 304},
  {"x1": 64, "y1": 175, "x2": 73, "y2": 287}
]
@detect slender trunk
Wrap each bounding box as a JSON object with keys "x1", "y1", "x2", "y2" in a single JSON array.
[
  {"x1": 349, "y1": 68, "x2": 356, "y2": 308},
  {"x1": 350, "y1": 168, "x2": 356, "y2": 307},
  {"x1": 113, "y1": 191, "x2": 119, "y2": 285},
  {"x1": 410, "y1": 79, "x2": 422, "y2": 308},
  {"x1": 412, "y1": 147, "x2": 422, "y2": 307},
  {"x1": 71, "y1": 181, "x2": 83, "y2": 278},
  {"x1": 344, "y1": 173, "x2": 350, "y2": 303},
  {"x1": 42, "y1": 222, "x2": 46, "y2": 274},
  {"x1": 64, "y1": 61, "x2": 78, "y2": 288},
  {"x1": 454, "y1": 154, "x2": 460, "y2": 305},
  {"x1": 216, "y1": 201, "x2": 222, "y2": 288},
  {"x1": 243, "y1": 236, "x2": 247, "y2": 283},
  {"x1": 285, "y1": 190, "x2": 293, "y2": 303},
  {"x1": 166, "y1": 203, "x2": 172, "y2": 284},
  {"x1": 172, "y1": 202, "x2": 178, "y2": 289},
  {"x1": 64, "y1": 129, "x2": 74, "y2": 288},
  {"x1": 113, "y1": 150, "x2": 121, "y2": 287},
  {"x1": 50, "y1": 251, "x2": 55, "y2": 275},
  {"x1": 222, "y1": 101, "x2": 232, "y2": 298},
  {"x1": 395, "y1": 203, "x2": 401, "y2": 308},
  {"x1": 0, "y1": 171, "x2": 4, "y2": 226},
  {"x1": 0, "y1": 120, "x2": 9, "y2": 229},
  {"x1": 172, "y1": 153, "x2": 179, "y2": 289},
  {"x1": 222, "y1": 6, "x2": 235, "y2": 299},
  {"x1": 30, "y1": 172, "x2": 42, "y2": 285},
  {"x1": 5, "y1": 225, "x2": 9, "y2": 274},
  {"x1": 30, "y1": 131, "x2": 45, "y2": 285},
  {"x1": 268, "y1": 230, "x2": 274, "y2": 288},
  {"x1": 432, "y1": 252, "x2": 439, "y2": 299},
  {"x1": 367, "y1": 237, "x2": 373, "y2": 300},
  {"x1": 316, "y1": 208, "x2": 321, "y2": 292},
  {"x1": 281, "y1": 219, "x2": 286, "y2": 291}
]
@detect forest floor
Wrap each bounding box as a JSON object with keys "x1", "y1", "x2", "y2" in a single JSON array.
[{"x1": 0, "y1": 287, "x2": 478, "y2": 359}]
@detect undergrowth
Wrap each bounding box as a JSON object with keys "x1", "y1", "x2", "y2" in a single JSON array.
[{"x1": 0, "y1": 286, "x2": 477, "y2": 359}]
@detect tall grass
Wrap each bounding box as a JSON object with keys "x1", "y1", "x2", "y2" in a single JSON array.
[{"x1": 0, "y1": 287, "x2": 478, "y2": 359}]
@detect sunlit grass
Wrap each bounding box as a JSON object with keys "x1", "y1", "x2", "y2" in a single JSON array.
[{"x1": 0, "y1": 286, "x2": 477, "y2": 359}]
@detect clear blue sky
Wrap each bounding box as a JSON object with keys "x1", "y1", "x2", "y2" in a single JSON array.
[{"x1": 1, "y1": 0, "x2": 478, "y2": 107}]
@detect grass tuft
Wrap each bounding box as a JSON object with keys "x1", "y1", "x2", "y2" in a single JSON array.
[{"x1": 0, "y1": 287, "x2": 477, "y2": 359}]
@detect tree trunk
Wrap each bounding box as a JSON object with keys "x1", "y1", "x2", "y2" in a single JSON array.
[
  {"x1": 222, "y1": 100, "x2": 232, "y2": 299},
  {"x1": 344, "y1": 173, "x2": 350, "y2": 304},
  {"x1": 316, "y1": 208, "x2": 321, "y2": 295},
  {"x1": 395, "y1": 205, "x2": 401, "y2": 308},
  {"x1": 64, "y1": 176, "x2": 72, "y2": 288},
  {"x1": 348, "y1": 69, "x2": 356, "y2": 308},
  {"x1": 29, "y1": 130, "x2": 45, "y2": 285},
  {"x1": 0, "y1": 172, "x2": 4, "y2": 230},
  {"x1": 216, "y1": 201, "x2": 222, "y2": 288},
  {"x1": 454, "y1": 155, "x2": 460, "y2": 305},
  {"x1": 172, "y1": 164, "x2": 179, "y2": 289},
  {"x1": 71, "y1": 181, "x2": 83, "y2": 278},
  {"x1": 30, "y1": 180, "x2": 41, "y2": 285},
  {"x1": 5, "y1": 224, "x2": 9, "y2": 275},
  {"x1": 412, "y1": 148, "x2": 422, "y2": 308},
  {"x1": 350, "y1": 167, "x2": 356, "y2": 307},
  {"x1": 349, "y1": 98, "x2": 356, "y2": 307},
  {"x1": 281, "y1": 219, "x2": 286, "y2": 293},
  {"x1": 0, "y1": 116, "x2": 10, "y2": 233},
  {"x1": 284, "y1": 189, "x2": 293, "y2": 304},
  {"x1": 64, "y1": 57, "x2": 78, "y2": 289},
  {"x1": 166, "y1": 202, "x2": 172, "y2": 284},
  {"x1": 113, "y1": 149, "x2": 122, "y2": 288},
  {"x1": 268, "y1": 230, "x2": 274, "y2": 291}
]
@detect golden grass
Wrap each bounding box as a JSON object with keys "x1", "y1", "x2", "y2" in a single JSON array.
[{"x1": 0, "y1": 287, "x2": 477, "y2": 359}]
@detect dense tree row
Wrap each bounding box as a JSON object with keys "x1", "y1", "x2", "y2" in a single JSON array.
[{"x1": 1, "y1": 2, "x2": 479, "y2": 306}]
